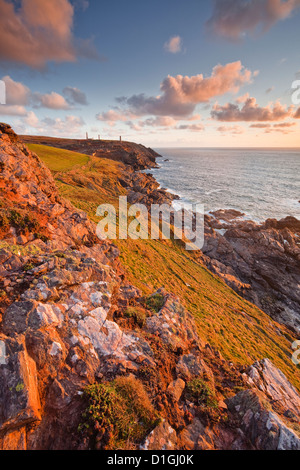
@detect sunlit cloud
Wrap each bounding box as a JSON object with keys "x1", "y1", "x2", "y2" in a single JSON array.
[
  {"x1": 212, "y1": 96, "x2": 294, "y2": 122},
  {"x1": 164, "y1": 36, "x2": 183, "y2": 54},
  {"x1": 116, "y1": 61, "x2": 255, "y2": 119},
  {"x1": 1, "y1": 76, "x2": 87, "y2": 110},
  {"x1": 0, "y1": 0, "x2": 98, "y2": 68},
  {"x1": 206, "y1": 0, "x2": 300, "y2": 41}
]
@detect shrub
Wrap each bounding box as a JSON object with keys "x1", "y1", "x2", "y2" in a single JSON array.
[
  {"x1": 8, "y1": 210, "x2": 40, "y2": 234},
  {"x1": 185, "y1": 379, "x2": 218, "y2": 409},
  {"x1": 79, "y1": 377, "x2": 159, "y2": 449},
  {"x1": 124, "y1": 306, "x2": 147, "y2": 327},
  {"x1": 146, "y1": 293, "x2": 165, "y2": 313},
  {"x1": 0, "y1": 212, "x2": 9, "y2": 229}
]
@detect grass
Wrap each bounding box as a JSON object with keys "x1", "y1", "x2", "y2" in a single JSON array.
[
  {"x1": 31, "y1": 143, "x2": 300, "y2": 392},
  {"x1": 27, "y1": 144, "x2": 90, "y2": 172}
]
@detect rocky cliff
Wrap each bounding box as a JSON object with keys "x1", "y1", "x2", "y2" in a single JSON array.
[
  {"x1": 0, "y1": 124, "x2": 300, "y2": 451},
  {"x1": 203, "y1": 210, "x2": 300, "y2": 334}
]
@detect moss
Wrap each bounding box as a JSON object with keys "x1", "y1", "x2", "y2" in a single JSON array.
[
  {"x1": 79, "y1": 377, "x2": 159, "y2": 449},
  {"x1": 15, "y1": 383, "x2": 24, "y2": 392}
]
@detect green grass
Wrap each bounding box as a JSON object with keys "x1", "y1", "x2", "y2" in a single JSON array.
[
  {"x1": 31, "y1": 143, "x2": 300, "y2": 392},
  {"x1": 27, "y1": 144, "x2": 90, "y2": 172}
]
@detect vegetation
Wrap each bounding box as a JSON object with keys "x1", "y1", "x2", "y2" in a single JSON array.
[
  {"x1": 0, "y1": 208, "x2": 40, "y2": 235},
  {"x1": 27, "y1": 144, "x2": 90, "y2": 172},
  {"x1": 186, "y1": 379, "x2": 218, "y2": 409},
  {"x1": 79, "y1": 377, "x2": 159, "y2": 449},
  {"x1": 146, "y1": 293, "x2": 165, "y2": 313},
  {"x1": 124, "y1": 306, "x2": 148, "y2": 327}
]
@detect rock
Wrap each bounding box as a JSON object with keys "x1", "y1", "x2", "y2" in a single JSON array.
[
  {"x1": 176, "y1": 354, "x2": 211, "y2": 381},
  {"x1": 227, "y1": 390, "x2": 300, "y2": 450},
  {"x1": 0, "y1": 123, "x2": 18, "y2": 143},
  {"x1": 203, "y1": 210, "x2": 300, "y2": 332},
  {"x1": 167, "y1": 378, "x2": 185, "y2": 402},
  {"x1": 145, "y1": 289, "x2": 200, "y2": 351},
  {"x1": 246, "y1": 359, "x2": 300, "y2": 419},
  {"x1": 140, "y1": 420, "x2": 178, "y2": 450},
  {"x1": 0, "y1": 340, "x2": 41, "y2": 433},
  {"x1": 0, "y1": 427, "x2": 27, "y2": 450}
]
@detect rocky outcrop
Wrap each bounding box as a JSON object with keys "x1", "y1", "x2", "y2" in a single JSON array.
[{"x1": 203, "y1": 210, "x2": 300, "y2": 333}]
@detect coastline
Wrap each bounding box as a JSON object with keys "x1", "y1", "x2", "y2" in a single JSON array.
[{"x1": 136, "y1": 148, "x2": 300, "y2": 335}]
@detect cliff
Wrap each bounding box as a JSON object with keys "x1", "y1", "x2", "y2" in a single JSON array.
[{"x1": 1, "y1": 124, "x2": 300, "y2": 451}]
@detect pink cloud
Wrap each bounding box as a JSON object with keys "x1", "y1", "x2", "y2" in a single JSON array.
[
  {"x1": 164, "y1": 36, "x2": 182, "y2": 54},
  {"x1": 32, "y1": 92, "x2": 70, "y2": 110},
  {"x1": 212, "y1": 97, "x2": 293, "y2": 122},
  {"x1": 206, "y1": 0, "x2": 300, "y2": 41},
  {"x1": 295, "y1": 107, "x2": 300, "y2": 118},
  {"x1": 2, "y1": 75, "x2": 86, "y2": 110},
  {"x1": 119, "y1": 61, "x2": 254, "y2": 118},
  {"x1": 0, "y1": 0, "x2": 97, "y2": 68}
]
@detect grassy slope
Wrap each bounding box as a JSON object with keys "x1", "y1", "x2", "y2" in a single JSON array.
[{"x1": 32, "y1": 143, "x2": 300, "y2": 390}]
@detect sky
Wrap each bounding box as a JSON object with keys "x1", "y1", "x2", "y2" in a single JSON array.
[{"x1": 0, "y1": 0, "x2": 300, "y2": 147}]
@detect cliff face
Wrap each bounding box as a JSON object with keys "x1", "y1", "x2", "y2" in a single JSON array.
[
  {"x1": 203, "y1": 210, "x2": 300, "y2": 334},
  {"x1": 1, "y1": 125, "x2": 300, "y2": 451}
]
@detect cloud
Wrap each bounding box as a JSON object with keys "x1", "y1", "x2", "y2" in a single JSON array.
[
  {"x1": 96, "y1": 110, "x2": 132, "y2": 126},
  {"x1": 0, "y1": 105, "x2": 27, "y2": 116},
  {"x1": 0, "y1": 0, "x2": 98, "y2": 68},
  {"x1": 2, "y1": 76, "x2": 87, "y2": 110},
  {"x1": 176, "y1": 123, "x2": 205, "y2": 132},
  {"x1": 249, "y1": 122, "x2": 297, "y2": 135},
  {"x1": 32, "y1": 92, "x2": 70, "y2": 110},
  {"x1": 295, "y1": 107, "x2": 300, "y2": 118},
  {"x1": 206, "y1": 0, "x2": 300, "y2": 41},
  {"x1": 217, "y1": 125, "x2": 245, "y2": 134},
  {"x1": 118, "y1": 61, "x2": 254, "y2": 118},
  {"x1": 164, "y1": 36, "x2": 182, "y2": 54},
  {"x1": 1, "y1": 75, "x2": 31, "y2": 105},
  {"x1": 14, "y1": 113, "x2": 85, "y2": 137},
  {"x1": 140, "y1": 116, "x2": 177, "y2": 127},
  {"x1": 273, "y1": 122, "x2": 296, "y2": 127},
  {"x1": 63, "y1": 87, "x2": 88, "y2": 106},
  {"x1": 250, "y1": 123, "x2": 271, "y2": 128},
  {"x1": 212, "y1": 96, "x2": 293, "y2": 122}
]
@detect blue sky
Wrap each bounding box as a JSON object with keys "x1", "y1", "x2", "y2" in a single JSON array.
[{"x1": 0, "y1": 0, "x2": 300, "y2": 146}]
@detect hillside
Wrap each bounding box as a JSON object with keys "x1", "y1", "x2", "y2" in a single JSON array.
[
  {"x1": 26, "y1": 139, "x2": 299, "y2": 380},
  {"x1": 0, "y1": 123, "x2": 300, "y2": 451}
]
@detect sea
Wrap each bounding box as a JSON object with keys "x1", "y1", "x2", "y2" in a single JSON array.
[{"x1": 152, "y1": 148, "x2": 300, "y2": 222}]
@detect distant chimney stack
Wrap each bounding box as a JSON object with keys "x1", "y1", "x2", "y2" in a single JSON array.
[
  {"x1": 86, "y1": 132, "x2": 89, "y2": 140},
  {"x1": 120, "y1": 136, "x2": 122, "y2": 142}
]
